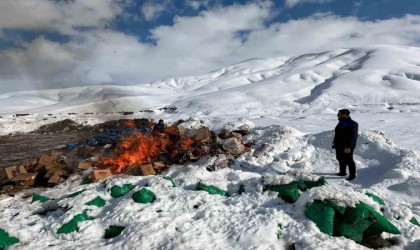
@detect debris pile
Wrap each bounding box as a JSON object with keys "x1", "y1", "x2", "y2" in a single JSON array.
[{"x1": 0, "y1": 118, "x2": 251, "y2": 193}]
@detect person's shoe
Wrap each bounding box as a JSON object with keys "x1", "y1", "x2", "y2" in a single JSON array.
[
  {"x1": 346, "y1": 176, "x2": 356, "y2": 181},
  {"x1": 335, "y1": 173, "x2": 346, "y2": 176}
]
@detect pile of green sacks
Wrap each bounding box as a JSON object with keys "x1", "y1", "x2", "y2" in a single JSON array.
[{"x1": 305, "y1": 198, "x2": 400, "y2": 242}]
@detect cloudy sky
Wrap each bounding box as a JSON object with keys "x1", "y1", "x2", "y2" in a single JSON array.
[{"x1": 0, "y1": 0, "x2": 419, "y2": 93}]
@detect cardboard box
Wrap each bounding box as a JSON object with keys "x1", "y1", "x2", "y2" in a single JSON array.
[
  {"x1": 126, "y1": 165, "x2": 142, "y2": 176},
  {"x1": 153, "y1": 161, "x2": 166, "y2": 170},
  {"x1": 91, "y1": 169, "x2": 112, "y2": 182},
  {"x1": 45, "y1": 168, "x2": 68, "y2": 179},
  {"x1": 11, "y1": 173, "x2": 37, "y2": 186},
  {"x1": 77, "y1": 161, "x2": 93, "y2": 170},
  {"x1": 48, "y1": 172, "x2": 65, "y2": 185},
  {"x1": 0, "y1": 166, "x2": 27, "y2": 182},
  {"x1": 35, "y1": 154, "x2": 58, "y2": 170},
  {"x1": 50, "y1": 151, "x2": 64, "y2": 158},
  {"x1": 139, "y1": 164, "x2": 156, "y2": 176}
]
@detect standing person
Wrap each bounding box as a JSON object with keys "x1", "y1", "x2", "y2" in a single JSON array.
[
  {"x1": 153, "y1": 119, "x2": 165, "y2": 134},
  {"x1": 332, "y1": 109, "x2": 358, "y2": 181}
]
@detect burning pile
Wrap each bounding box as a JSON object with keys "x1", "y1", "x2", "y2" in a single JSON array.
[
  {"x1": 98, "y1": 126, "x2": 196, "y2": 174},
  {"x1": 0, "y1": 119, "x2": 251, "y2": 193}
]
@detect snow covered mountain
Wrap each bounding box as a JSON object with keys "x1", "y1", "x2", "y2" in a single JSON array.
[{"x1": 1, "y1": 45, "x2": 419, "y2": 115}]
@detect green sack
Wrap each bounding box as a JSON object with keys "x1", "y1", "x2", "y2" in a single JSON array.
[
  {"x1": 305, "y1": 200, "x2": 336, "y2": 236},
  {"x1": 295, "y1": 177, "x2": 328, "y2": 192},
  {"x1": 265, "y1": 183, "x2": 300, "y2": 203},
  {"x1": 32, "y1": 193, "x2": 50, "y2": 203},
  {"x1": 335, "y1": 219, "x2": 373, "y2": 242},
  {"x1": 163, "y1": 176, "x2": 177, "y2": 187},
  {"x1": 85, "y1": 197, "x2": 106, "y2": 208},
  {"x1": 132, "y1": 188, "x2": 156, "y2": 204},
  {"x1": 0, "y1": 229, "x2": 19, "y2": 249},
  {"x1": 410, "y1": 217, "x2": 420, "y2": 226},
  {"x1": 104, "y1": 225, "x2": 125, "y2": 239},
  {"x1": 344, "y1": 202, "x2": 372, "y2": 225},
  {"x1": 110, "y1": 184, "x2": 135, "y2": 198},
  {"x1": 366, "y1": 193, "x2": 385, "y2": 205},
  {"x1": 196, "y1": 182, "x2": 229, "y2": 197},
  {"x1": 67, "y1": 189, "x2": 85, "y2": 198},
  {"x1": 57, "y1": 210, "x2": 93, "y2": 234},
  {"x1": 360, "y1": 202, "x2": 401, "y2": 237},
  {"x1": 325, "y1": 199, "x2": 346, "y2": 215}
]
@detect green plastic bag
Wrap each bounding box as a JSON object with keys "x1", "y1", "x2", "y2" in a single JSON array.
[
  {"x1": 366, "y1": 193, "x2": 385, "y2": 206},
  {"x1": 295, "y1": 177, "x2": 328, "y2": 192},
  {"x1": 410, "y1": 217, "x2": 419, "y2": 226},
  {"x1": 335, "y1": 219, "x2": 373, "y2": 242},
  {"x1": 0, "y1": 228, "x2": 19, "y2": 249},
  {"x1": 32, "y1": 193, "x2": 50, "y2": 203},
  {"x1": 85, "y1": 197, "x2": 106, "y2": 208},
  {"x1": 265, "y1": 183, "x2": 300, "y2": 203},
  {"x1": 196, "y1": 182, "x2": 229, "y2": 197},
  {"x1": 104, "y1": 225, "x2": 125, "y2": 239},
  {"x1": 344, "y1": 202, "x2": 372, "y2": 224},
  {"x1": 132, "y1": 188, "x2": 156, "y2": 204},
  {"x1": 110, "y1": 184, "x2": 135, "y2": 198},
  {"x1": 163, "y1": 176, "x2": 177, "y2": 187},
  {"x1": 325, "y1": 199, "x2": 346, "y2": 215},
  {"x1": 305, "y1": 200, "x2": 336, "y2": 236},
  {"x1": 345, "y1": 202, "x2": 400, "y2": 237},
  {"x1": 57, "y1": 210, "x2": 93, "y2": 234},
  {"x1": 67, "y1": 189, "x2": 85, "y2": 198}
]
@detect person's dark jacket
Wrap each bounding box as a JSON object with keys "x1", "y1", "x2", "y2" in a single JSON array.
[
  {"x1": 333, "y1": 117, "x2": 358, "y2": 149},
  {"x1": 153, "y1": 123, "x2": 165, "y2": 133}
]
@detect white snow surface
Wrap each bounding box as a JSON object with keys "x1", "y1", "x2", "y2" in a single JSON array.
[{"x1": 1, "y1": 45, "x2": 420, "y2": 249}]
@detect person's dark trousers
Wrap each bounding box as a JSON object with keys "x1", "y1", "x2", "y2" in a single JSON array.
[{"x1": 336, "y1": 148, "x2": 356, "y2": 178}]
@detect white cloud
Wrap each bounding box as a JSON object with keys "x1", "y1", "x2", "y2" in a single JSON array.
[
  {"x1": 185, "y1": 0, "x2": 210, "y2": 10},
  {"x1": 236, "y1": 14, "x2": 420, "y2": 58},
  {"x1": 141, "y1": 1, "x2": 171, "y2": 21},
  {"x1": 0, "y1": 0, "x2": 122, "y2": 34},
  {"x1": 285, "y1": 0, "x2": 335, "y2": 8},
  {"x1": 0, "y1": 2, "x2": 420, "y2": 93}
]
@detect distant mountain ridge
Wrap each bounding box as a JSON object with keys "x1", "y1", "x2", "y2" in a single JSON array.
[{"x1": 0, "y1": 44, "x2": 419, "y2": 115}]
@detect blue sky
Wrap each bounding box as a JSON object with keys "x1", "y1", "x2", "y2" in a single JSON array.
[{"x1": 0, "y1": 0, "x2": 419, "y2": 93}]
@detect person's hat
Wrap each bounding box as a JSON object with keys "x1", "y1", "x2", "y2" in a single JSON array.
[{"x1": 338, "y1": 109, "x2": 350, "y2": 116}]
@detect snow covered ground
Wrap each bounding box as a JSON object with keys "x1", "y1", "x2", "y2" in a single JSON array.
[{"x1": 1, "y1": 45, "x2": 420, "y2": 249}]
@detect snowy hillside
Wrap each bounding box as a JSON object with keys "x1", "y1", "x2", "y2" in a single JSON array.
[
  {"x1": 1, "y1": 45, "x2": 420, "y2": 249},
  {"x1": 0, "y1": 44, "x2": 419, "y2": 149},
  {"x1": 1, "y1": 45, "x2": 419, "y2": 115}
]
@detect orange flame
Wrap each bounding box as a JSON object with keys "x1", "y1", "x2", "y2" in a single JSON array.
[{"x1": 98, "y1": 126, "x2": 195, "y2": 174}]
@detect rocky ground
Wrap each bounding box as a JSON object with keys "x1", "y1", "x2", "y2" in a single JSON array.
[{"x1": 0, "y1": 132, "x2": 92, "y2": 167}]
